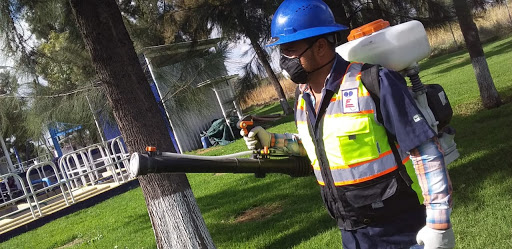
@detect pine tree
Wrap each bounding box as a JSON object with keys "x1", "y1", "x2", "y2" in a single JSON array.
[{"x1": 68, "y1": 0, "x2": 215, "y2": 247}]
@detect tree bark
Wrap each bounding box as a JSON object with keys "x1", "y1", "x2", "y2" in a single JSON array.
[
  {"x1": 68, "y1": 0, "x2": 215, "y2": 248},
  {"x1": 453, "y1": 0, "x2": 501, "y2": 109}
]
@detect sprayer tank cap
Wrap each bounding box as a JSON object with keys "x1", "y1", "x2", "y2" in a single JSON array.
[{"x1": 347, "y1": 19, "x2": 390, "y2": 41}]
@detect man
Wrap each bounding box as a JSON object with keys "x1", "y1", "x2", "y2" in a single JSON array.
[{"x1": 241, "y1": 0, "x2": 455, "y2": 248}]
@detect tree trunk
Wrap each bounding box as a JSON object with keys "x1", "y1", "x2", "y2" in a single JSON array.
[
  {"x1": 68, "y1": 0, "x2": 215, "y2": 248},
  {"x1": 453, "y1": 0, "x2": 501, "y2": 109},
  {"x1": 324, "y1": 0, "x2": 351, "y2": 43},
  {"x1": 369, "y1": 0, "x2": 385, "y2": 20},
  {"x1": 250, "y1": 38, "x2": 293, "y2": 115},
  {"x1": 448, "y1": 22, "x2": 459, "y2": 47},
  {"x1": 238, "y1": 12, "x2": 293, "y2": 115}
]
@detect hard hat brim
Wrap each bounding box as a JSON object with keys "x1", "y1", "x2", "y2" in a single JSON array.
[{"x1": 267, "y1": 25, "x2": 348, "y2": 47}]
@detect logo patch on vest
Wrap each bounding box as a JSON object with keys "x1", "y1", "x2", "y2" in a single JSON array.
[{"x1": 342, "y1": 89, "x2": 359, "y2": 113}]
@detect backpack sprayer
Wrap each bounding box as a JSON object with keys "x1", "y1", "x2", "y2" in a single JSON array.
[{"x1": 336, "y1": 19, "x2": 459, "y2": 165}]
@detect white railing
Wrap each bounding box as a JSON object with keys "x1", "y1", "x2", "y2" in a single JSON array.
[
  {"x1": 12, "y1": 154, "x2": 53, "y2": 173},
  {"x1": 25, "y1": 161, "x2": 73, "y2": 217},
  {"x1": 58, "y1": 137, "x2": 131, "y2": 189},
  {"x1": 109, "y1": 137, "x2": 131, "y2": 183},
  {"x1": 0, "y1": 137, "x2": 133, "y2": 227},
  {"x1": 0, "y1": 173, "x2": 38, "y2": 219}
]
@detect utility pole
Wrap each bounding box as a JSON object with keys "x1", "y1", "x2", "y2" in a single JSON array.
[
  {"x1": 0, "y1": 67, "x2": 15, "y2": 173},
  {"x1": 0, "y1": 133, "x2": 15, "y2": 172},
  {"x1": 86, "y1": 95, "x2": 106, "y2": 143}
]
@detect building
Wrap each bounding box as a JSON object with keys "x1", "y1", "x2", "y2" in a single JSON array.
[{"x1": 143, "y1": 39, "x2": 242, "y2": 152}]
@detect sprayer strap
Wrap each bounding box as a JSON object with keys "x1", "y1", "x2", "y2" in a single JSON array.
[
  {"x1": 360, "y1": 63, "x2": 413, "y2": 186},
  {"x1": 361, "y1": 64, "x2": 383, "y2": 123},
  {"x1": 361, "y1": 64, "x2": 380, "y2": 96}
]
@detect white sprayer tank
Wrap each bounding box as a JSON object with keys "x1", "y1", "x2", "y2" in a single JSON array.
[{"x1": 336, "y1": 20, "x2": 430, "y2": 72}]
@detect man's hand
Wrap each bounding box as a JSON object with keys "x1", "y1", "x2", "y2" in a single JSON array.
[
  {"x1": 416, "y1": 226, "x2": 455, "y2": 249},
  {"x1": 240, "y1": 126, "x2": 272, "y2": 150}
]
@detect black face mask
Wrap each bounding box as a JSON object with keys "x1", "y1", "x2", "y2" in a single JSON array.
[
  {"x1": 279, "y1": 42, "x2": 315, "y2": 84},
  {"x1": 280, "y1": 56, "x2": 308, "y2": 84},
  {"x1": 280, "y1": 40, "x2": 336, "y2": 84}
]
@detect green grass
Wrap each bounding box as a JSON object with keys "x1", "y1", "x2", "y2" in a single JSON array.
[
  {"x1": 2, "y1": 36, "x2": 512, "y2": 248},
  {"x1": 0, "y1": 187, "x2": 155, "y2": 249}
]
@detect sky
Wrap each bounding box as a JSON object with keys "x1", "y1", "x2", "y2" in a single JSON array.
[
  {"x1": 211, "y1": 27, "x2": 281, "y2": 77},
  {"x1": 0, "y1": 17, "x2": 44, "y2": 90},
  {"x1": 224, "y1": 40, "x2": 252, "y2": 76},
  {"x1": 0, "y1": 48, "x2": 15, "y2": 69},
  {"x1": 223, "y1": 39, "x2": 282, "y2": 77}
]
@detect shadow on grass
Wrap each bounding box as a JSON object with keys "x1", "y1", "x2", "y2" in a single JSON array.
[
  {"x1": 420, "y1": 36, "x2": 512, "y2": 75},
  {"x1": 484, "y1": 37, "x2": 512, "y2": 59},
  {"x1": 499, "y1": 85, "x2": 512, "y2": 103},
  {"x1": 446, "y1": 100, "x2": 512, "y2": 212},
  {"x1": 202, "y1": 99, "x2": 511, "y2": 248},
  {"x1": 257, "y1": 103, "x2": 288, "y2": 116},
  {"x1": 194, "y1": 173, "x2": 337, "y2": 248},
  {"x1": 197, "y1": 70, "x2": 512, "y2": 248},
  {"x1": 120, "y1": 213, "x2": 153, "y2": 234},
  {"x1": 420, "y1": 49, "x2": 468, "y2": 73},
  {"x1": 252, "y1": 112, "x2": 296, "y2": 131}
]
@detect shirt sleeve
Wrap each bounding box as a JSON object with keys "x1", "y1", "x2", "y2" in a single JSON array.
[
  {"x1": 410, "y1": 138, "x2": 453, "y2": 230},
  {"x1": 271, "y1": 133, "x2": 307, "y2": 156},
  {"x1": 378, "y1": 68, "x2": 436, "y2": 152}
]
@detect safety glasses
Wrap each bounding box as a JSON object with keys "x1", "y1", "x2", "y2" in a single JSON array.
[{"x1": 280, "y1": 38, "x2": 320, "y2": 59}]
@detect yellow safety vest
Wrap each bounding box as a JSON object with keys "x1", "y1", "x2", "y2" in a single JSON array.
[{"x1": 296, "y1": 62, "x2": 422, "y2": 201}]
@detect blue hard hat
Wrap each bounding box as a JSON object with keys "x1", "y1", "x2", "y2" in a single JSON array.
[{"x1": 268, "y1": 0, "x2": 348, "y2": 46}]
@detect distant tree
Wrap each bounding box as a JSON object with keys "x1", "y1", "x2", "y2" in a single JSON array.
[
  {"x1": 0, "y1": 71, "x2": 30, "y2": 157},
  {"x1": 233, "y1": 3, "x2": 293, "y2": 115},
  {"x1": 0, "y1": 71, "x2": 18, "y2": 95},
  {"x1": 117, "y1": 0, "x2": 167, "y2": 49},
  {"x1": 28, "y1": 28, "x2": 104, "y2": 143},
  {"x1": 68, "y1": 0, "x2": 215, "y2": 248},
  {"x1": 325, "y1": 0, "x2": 456, "y2": 29},
  {"x1": 323, "y1": 0, "x2": 353, "y2": 43},
  {"x1": 0, "y1": 0, "x2": 106, "y2": 143},
  {"x1": 168, "y1": 0, "x2": 293, "y2": 115},
  {"x1": 453, "y1": 0, "x2": 501, "y2": 108}
]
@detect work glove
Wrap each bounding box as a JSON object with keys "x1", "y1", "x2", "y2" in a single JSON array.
[
  {"x1": 240, "y1": 126, "x2": 272, "y2": 150},
  {"x1": 416, "y1": 226, "x2": 455, "y2": 249}
]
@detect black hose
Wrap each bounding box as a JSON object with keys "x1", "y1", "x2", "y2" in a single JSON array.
[{"x1": 409, "y1": 73, "x2": 425, "y2": 93}]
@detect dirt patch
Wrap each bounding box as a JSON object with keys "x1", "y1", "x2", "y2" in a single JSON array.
[
  {"x1": 234, "y1": 203, "x2": 283, "y2": 223},
  {"x1": 55, "y1": 238, "x2": 84, "y2": 248},
  {"x1": 453, "y1": 101, "x2": 484, "y2": 116},
  {"x1": 194, "y1": 147, "x2": 219, "y2": 155}
]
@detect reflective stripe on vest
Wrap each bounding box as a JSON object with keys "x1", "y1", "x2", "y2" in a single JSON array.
[{"x1": 296, "y1": 62, "x2": 420, "y2": 196}]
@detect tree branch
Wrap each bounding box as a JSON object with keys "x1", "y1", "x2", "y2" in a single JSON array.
[{"x1": 0, "y1": 86, "x2": 98, "y2": 99}]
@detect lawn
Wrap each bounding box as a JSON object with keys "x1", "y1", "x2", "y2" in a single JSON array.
[{"x1": 1, "y1": 36, "x2": 512, "y2": 249}]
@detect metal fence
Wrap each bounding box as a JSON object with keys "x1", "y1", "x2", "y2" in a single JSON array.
[
  {"x1": 0, "y1": 137, "x2": 132, "y2": 229},
  {"x1": 12, "y1": 154, "x2": 53, "y2": 174}
]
